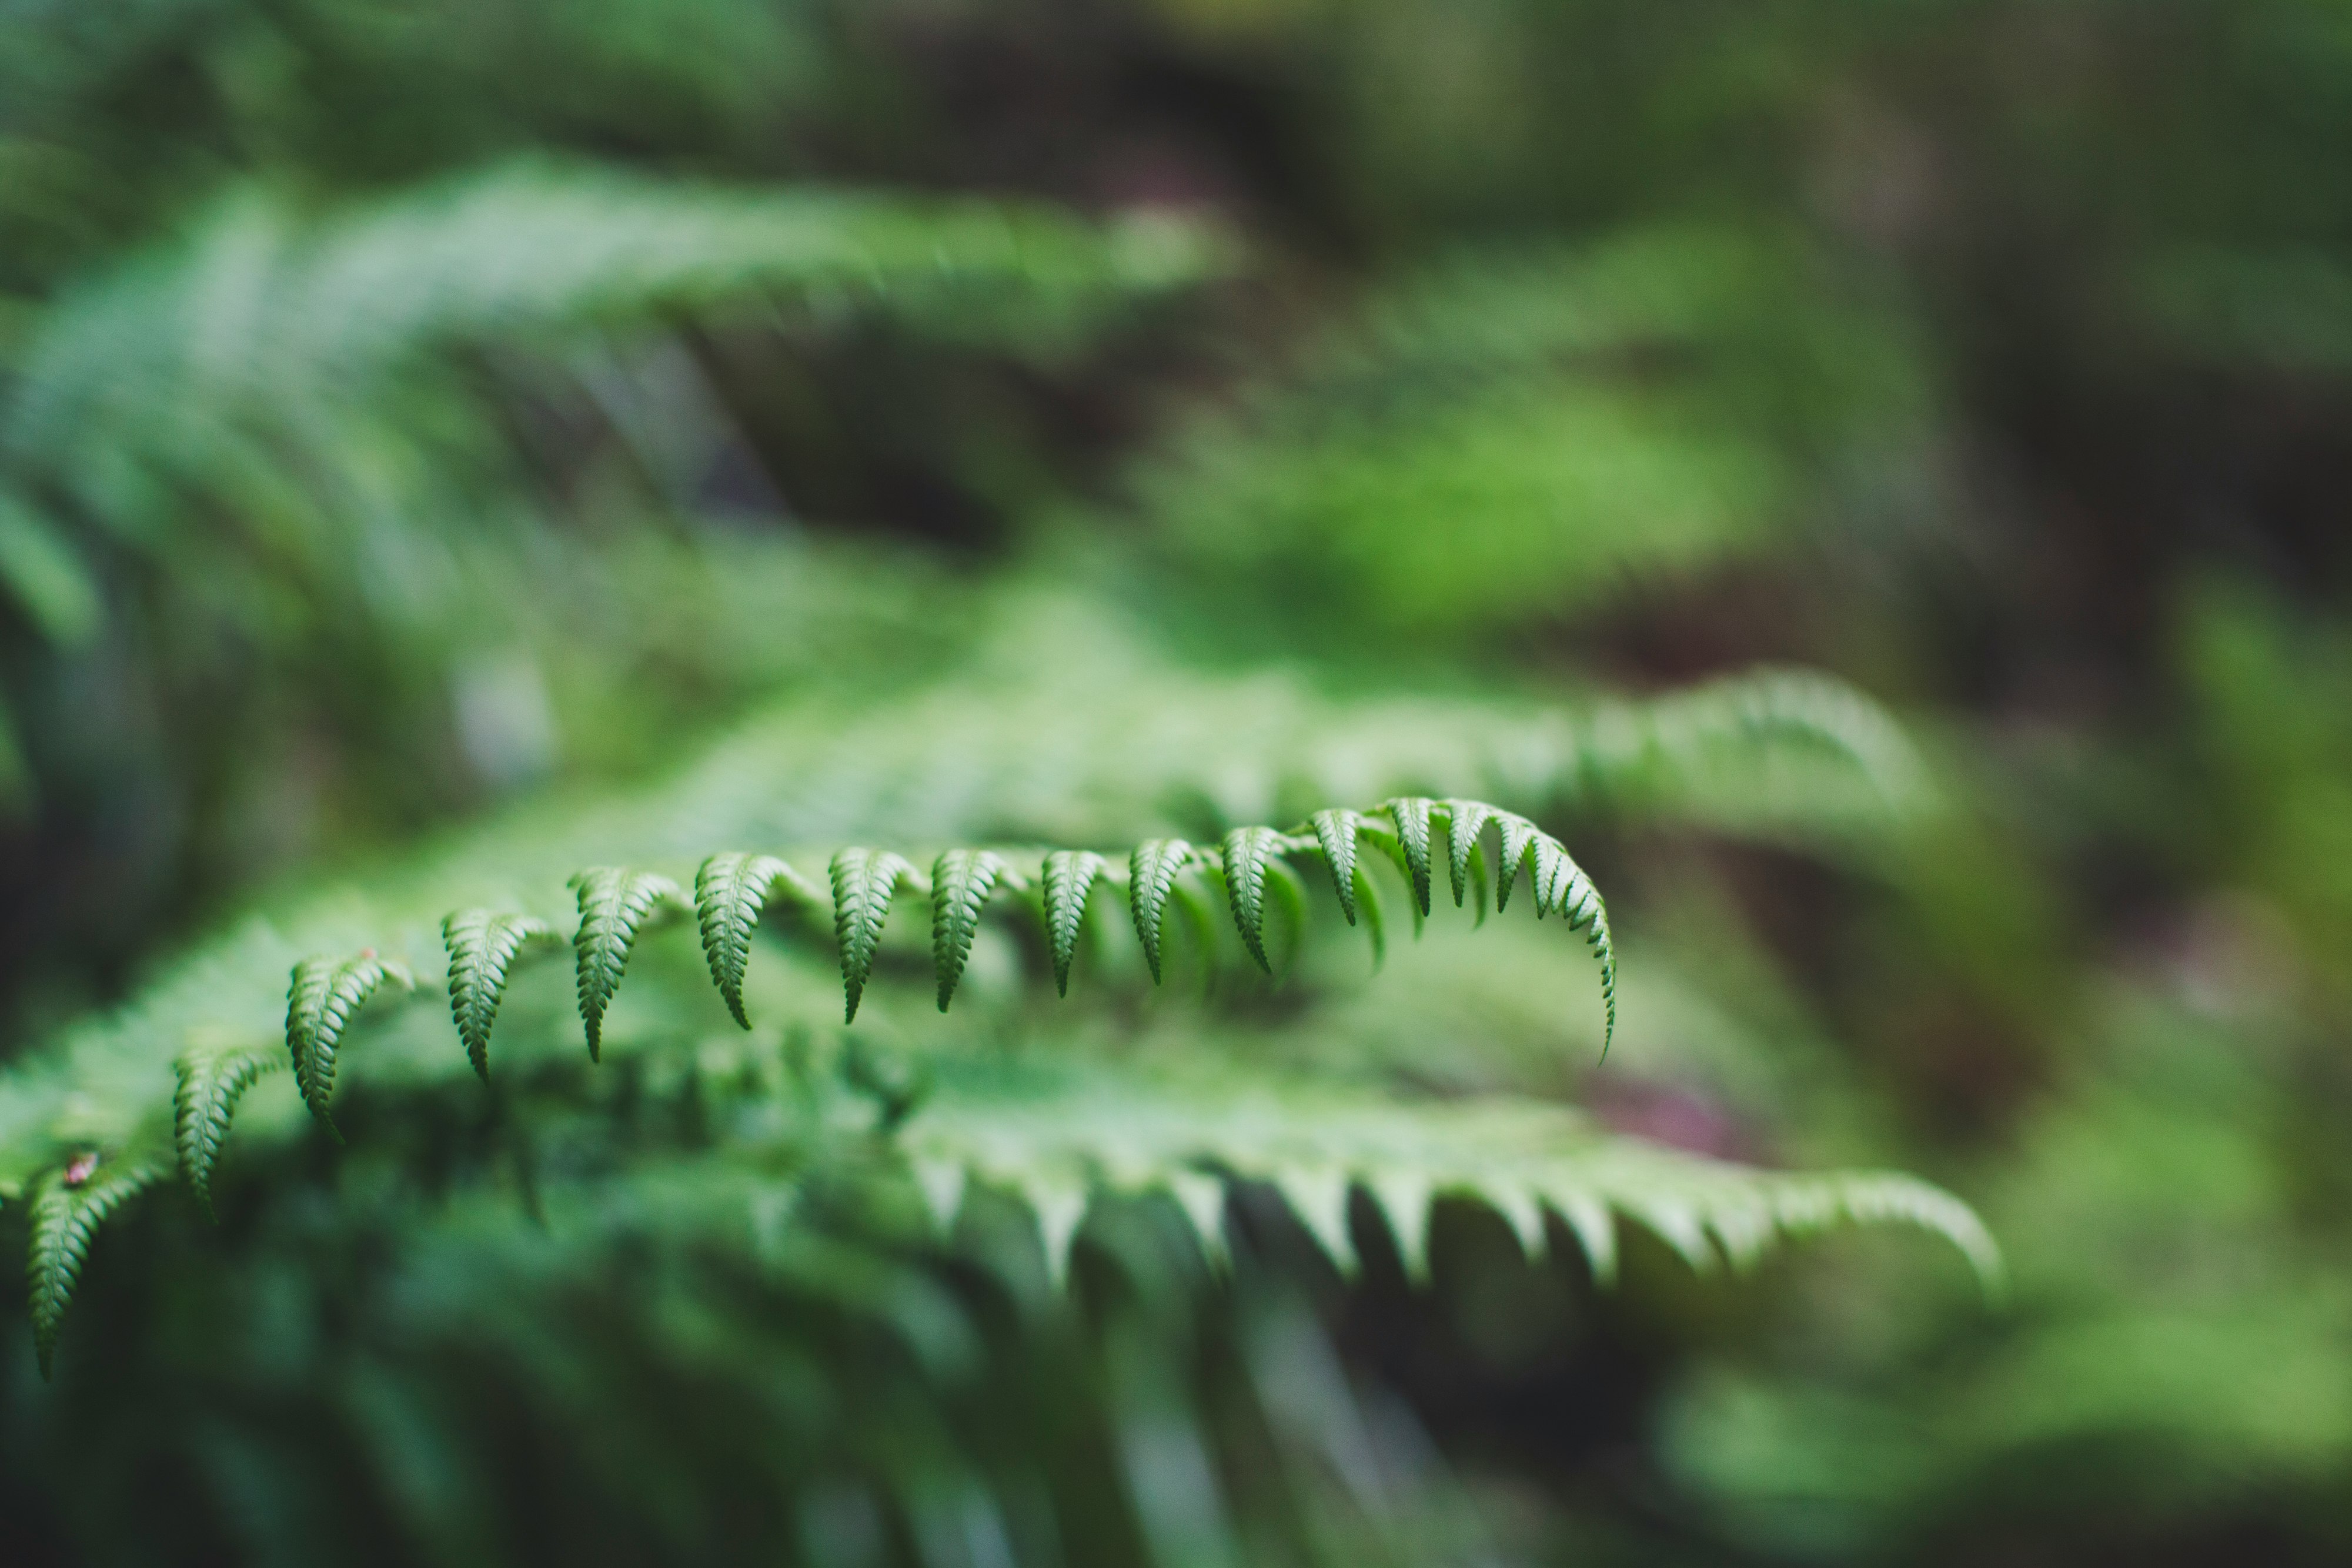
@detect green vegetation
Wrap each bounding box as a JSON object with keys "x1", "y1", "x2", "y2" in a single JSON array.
[{"x1": 5, "y1": 2, "x2": 2350, "y2": 1564}]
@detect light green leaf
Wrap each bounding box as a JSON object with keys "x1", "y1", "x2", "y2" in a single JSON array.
[
  {"x1": 1308, "y1": 808, "x2": 1362, "y2": 924},
  {"x1": 1219, "y1": 825, "x2": 1285, "y2": 974},
  {"x1": 1494, "y1": 811, "x2": 1539, "y2": 914},
  {"x1": 285, "y1": 951, "x2": 416, "y2": 1136},
  {"x1": 1127, "y1": 839, "x2": 1194, "y2": 985},
  {"x1": 1439, "y1": 798, "x2": 1494, "y2": 909},
  {"x1": 569, "y1": 868, "x2": 681, "y2": 1061},
  {"x1": 1353, "y1": 864, "x2": 1387, "y2": 969},
  {"x1": 1039, "y1": 850, "x2": 1105, "y2": 998},
  {"x1": 930, "y1": 848, "x2": 1006, "y2": 1011},
  {"x1": 29, "y1": 1157, "x2": 167, "y2": 1378},
  {"x1": 830, "y1": 848, "x2": 914, "y2": 1024},
  {"x1": 442, "y1": 910, "x2": 557, "y2": 1079},
  {"x1": 1367, "y1": 1168, "x2": 1434, "y2": 1282},
  {"x1": 1526, "y1": 833, "x2": 1615, "y2": 1051},
  {"x1": 1385, "y1": 797, "x2": 1436, "y2": 915},
  {"x1": 694, "y1": 852, "x2": 814, "y2": 1028},
  {"x1": 173, "y1": 1043, "x2": 282, "y2": 1219}
]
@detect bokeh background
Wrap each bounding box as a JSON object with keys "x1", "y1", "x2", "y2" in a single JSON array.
[{"x1": 4, "y1": 2, "x2": 2351, "y2": 1564}]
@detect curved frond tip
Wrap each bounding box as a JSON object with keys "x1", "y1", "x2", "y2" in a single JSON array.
[
  {"x1": 443, "y1": 910, "x2": 559, "y2": 1079},
  {"x1": 570, "y1": 868, "x2": 682, "y2": 1061},
  {"x1": 931, "y1": 848, "x2": 1007, "y2": 1011},
  {"x1": 831, "y1": 848, "x2": 914, "y2": 1024},
  {"x1": 1040, "y1": 850, "x2": 1105, "y2": 997},
  {"x1": 152, "y1": 794, "x2": 1624, "y2": 1228},
  {"x1": 694, "y1": 854, "x2": 817, "y2": 1029},
  {"x1": 29, "y1": 1158, "x2": 168, "y2": 1378},
  {"x1": 285, "y1": 951, "x2": 415, "y2": 1138},
  {"x1": 1128, "y1": 839, "x2": 1194, "y2": 985},
  {"x1": 173, "y1": 1044, "x2": 283, "y2": 1218}
]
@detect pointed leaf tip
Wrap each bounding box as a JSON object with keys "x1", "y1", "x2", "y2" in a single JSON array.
[
  {"x1": 285, "y1": 951, "x2": 414, "y2": 1137},
  {"x1": 830, "y1": 848, "x2": 913, "y2": 1023},
  {"x1": 1220, "y1": 825, "x2": 1284, "y2": 974},
  {"x1": 694, "y1": 853, "x2": 801, "y2": 1029},
  {"x1": 1494, "y1": 812, "x2": 1539, "y2": 914},
  {"x1": 1127, "y1": 839, "x2": 1193, "y2": 984},
  {"x1": 1385, "y1": 797, "x2": 1435, "y2": 916},
  {"x1": 931, "y1": 848, "x2": 1005, "y2": 1011},
  {"x1": 1440, "y1": 799, "x2": 1494, "y2": 910},
  {"x1": 1040, "y1": 850, "x2": 1105, "y2": 998},
  {"x1": 29, "y1": 1160, "x2": 165, "y2": 1378},
  {"x1": 1309, "y1": 808, "x2": 1361, "y2": 925},
  {"x1": 443, "y1": 910, "x2": 556, "y2": 1081},
  {"x1": 173, "y1": 1046, "x2": 282, "y2": 1219},
  {"x1": 570, "y1": 868, "x2": 681, "y2": 1061}
]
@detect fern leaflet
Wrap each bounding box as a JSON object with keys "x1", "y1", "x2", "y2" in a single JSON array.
[
  {"x1": 1309, "y1": 808, "x2": 1363, "y2": 925},
  {"x1": 28, "y1": 1157, "x2": 167, "y2": 1377},
  {"x1": 1522, "y1": 833, "x2": 1615, "y2": 1048},
  {"x1": 1441, "y1": 797, "x2": 1495, "y2": 911},
  {"x1": 930, "y1": 849, "x2": 1008, "y2": 1011},
  {"x1": 1494, "y1": 811, "x2": 1540, "y2": 914},
  {"x1": 693, "y1": 853, "x2": 818, "y2": 1029},
  {"x1": 570, "y1": 868, "x2": 683, "y2": 1062},
  {"x1": 285, "y1": 951, "x2": 415, "y2": 1138},
  {"x1": 1220, "y1": 827, "x2": 1287, "y2": 974},
  {"x1": 442, "y1": 911, "x2": 559, "y2": 1080},
  {"x1": 172, "y1": 1043, "x2": 283, "y2": 1219},
  {"x1": 1039, "y1": 850, "x2": 1106, "y2": 997},
  {"x1": 1128, "y1": 839, "x2": 1195, "y2": 984},
  {"x1": 1386, "y1": 797, "x2": 1438, "y2": 916},
  {"x1": 831, "y1": 848, "x2": 915, "y2": 1024}
]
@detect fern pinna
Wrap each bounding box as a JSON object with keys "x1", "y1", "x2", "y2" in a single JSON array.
[
  {"x1": 355, "y1": 796, "x2": 1606, "y2": 1093},
  {"x1": 12, "y1": 791, "x2": 1990, "y2": 1373}
]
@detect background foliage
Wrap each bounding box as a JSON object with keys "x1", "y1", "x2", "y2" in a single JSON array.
[{"x1": 4, "y1": 1, "x2": 2351, "y2": 1564}]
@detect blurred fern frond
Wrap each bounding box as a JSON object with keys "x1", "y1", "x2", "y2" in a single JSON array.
[
  {"x1": 909, "y1": 1058, "x2": 1999, "y2": 1289},
  {"x1": 0, "y1": 159, "x2": 1222, "y2": 643},
  {"x1": 0, "y1": 621, "x2": 1931, "y2": 1181},
  {"x1": 0, "y1": 618, "x2": 1969, "y2": 1371},
  {"x1": 1128, "y1": 225, "x2": 1936, "y2": 638},
  {"x1": 0, "y1": 159, "x2": 1227, "y2": 1020}
]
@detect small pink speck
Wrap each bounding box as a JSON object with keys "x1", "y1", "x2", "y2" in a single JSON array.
[{"x1": 62, "y1": 1152, "x2": 98, "y2": 1186}]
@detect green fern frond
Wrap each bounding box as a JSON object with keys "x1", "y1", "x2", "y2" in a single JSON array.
[
  {"x1": 1476, "y1": 814, "x2": 1616, "y2": 1048},
  {"x1": 12, "y1": 163, "x2": 1227, "y2": 503},
  {"x1": 28, "y1": 1156, "x2": 167, "y2": 1377},
  {"x1": 379, "y1": 799, "x2": 1618, "y2": 1085},
  {"x1": 285, "y1": 952, "x2": 415, "y2": 1138},
  {"x1": 1128, "y1": 839, "x2": 1196, "y2": 985},
  {"x1": 441, "y1": 911, "x2": 559, "y2": 1080},
  {"x1": 906, "y1": 1063, "x2": 1999, "y2": 1295},
  {"x1": 693, "y1": 854, "x2": 820, "y2": 1029},
  {"x1": 930, "y1": 849, "x2": 1010, "y2": 1012},
  {"x1": 172, "y1": 1042, "x2": 283, "y2": 1219},
  {"x1": 0, "y1": 634, "x2": 1905, "y2": 1191},
  {"x1": 831, "y1": 848, "x2": 916, "y2": 1024},
  {"x1": 1039, "y1": 850, "x2": 1106, "y2": 998},
  {"x1": 569, "y1": 869, "x2": 683, "y2": 1062}
]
